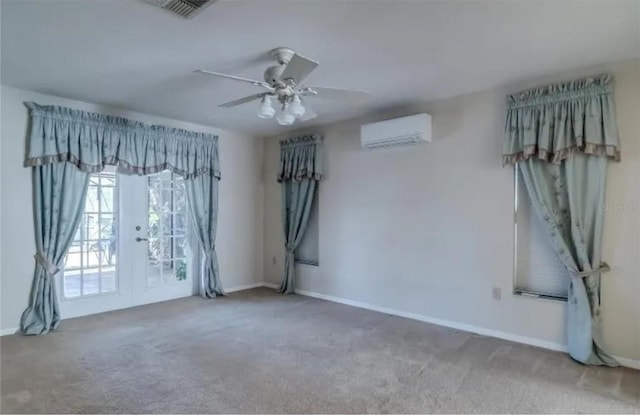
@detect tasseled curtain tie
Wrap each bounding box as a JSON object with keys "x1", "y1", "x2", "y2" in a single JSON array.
[
  {"x1": 34, "y1": 253, "x2": 60, "y2": 276},
  {"x1": 569, "y1": 262, "x2": 611, "y2": 279}
]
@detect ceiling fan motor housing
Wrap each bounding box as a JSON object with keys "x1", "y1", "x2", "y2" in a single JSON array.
[
  {"x1": 263, "y1": 65, "x2": 285, "y2": 86},
  {"x1": 271, "y1": 47, "x2": 295, "y2": 65},
  {"x1": 264, "y1": 47, "x2": 298, "y2": 87}
]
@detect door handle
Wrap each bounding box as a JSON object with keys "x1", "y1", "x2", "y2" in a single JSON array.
[{"x1": 136, "y1": 237, "x2": 148, "y2": 242}]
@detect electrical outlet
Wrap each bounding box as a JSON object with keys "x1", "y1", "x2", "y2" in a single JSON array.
[{"x1": 492, "y1": 287, "x2": 502, "y2": 300}]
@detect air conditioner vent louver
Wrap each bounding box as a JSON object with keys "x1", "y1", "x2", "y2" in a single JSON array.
[{"x1": 145, "y1": 0, "x2": 216, "y2": 19}]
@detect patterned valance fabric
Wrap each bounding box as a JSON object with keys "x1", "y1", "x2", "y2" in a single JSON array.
[
  {"x1": 278, "y1": 134, "x2": 324, "y2": 182},
  {"x1": 24, "y1": 102, "x2": 221, "y2": 179},
  {"x1": 502, "y1": 74, "x2": 621, "y2": 165}
]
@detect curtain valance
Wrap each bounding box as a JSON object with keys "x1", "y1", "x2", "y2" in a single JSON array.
[
  {"x1": 278, "y1": 134, "x2": 324, "y2": 182},
  {"x1": 502, "y1": 74, "x2": 621, "y2": 165},
  {"x1": 24, "y1": 102, "x2": 221, "y2": 179}
]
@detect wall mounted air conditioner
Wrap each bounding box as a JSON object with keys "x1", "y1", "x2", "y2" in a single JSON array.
[{"x1": 360, "y1": 113, "x2": 432, "y2": 150}]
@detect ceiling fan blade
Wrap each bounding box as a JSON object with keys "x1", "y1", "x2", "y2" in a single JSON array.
[
  {"x1": 219, "y1": 94, "x2": 264, "y2": 108},
  {"x1": 194, "y1": 69, "x2": 272, "y2": 89},
  {"x1": 304, "y1": 86, "x2": 370, "y2": 100},
  {"x1": 281, "y1": 54, "x2": 318, "y2": 85}
]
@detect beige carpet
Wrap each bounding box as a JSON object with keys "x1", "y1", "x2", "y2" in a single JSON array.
[{"x1": 1, "y1": 288, "x2": 638, "y2": 413}]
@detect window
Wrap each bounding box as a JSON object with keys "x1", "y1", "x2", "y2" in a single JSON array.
[
  {"x1": 63, "y1": 171, "x2": 118, "y2": 298},
  {"x1": 514, "y1": 168, "x2": 569, "y2": 300},
  {"x1": 295, "y1": 188, "x2": 319, "y2": 266},
  {"x1": 146, "y1": 171, "x2": 189, "y2": 287}
]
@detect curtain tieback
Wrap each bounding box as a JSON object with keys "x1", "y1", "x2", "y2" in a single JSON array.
[
  {"x1": 34, "y1": 253, "x2": 60, "y2": 276},
  {"x1": 570, "y1": 262, "x2": 611, "y2": 278}
]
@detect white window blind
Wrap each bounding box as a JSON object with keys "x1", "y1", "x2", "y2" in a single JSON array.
[
  {"x1": 295, "y1": 189, "x2": 319, "y2": 266},
  {"x1": 514, "y1": 169, "x2": 569, "y2": 299}
]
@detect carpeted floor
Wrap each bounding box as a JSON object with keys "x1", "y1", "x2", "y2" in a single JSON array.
[{"x1": 1, "y1": 288, "x2": 638, "y2": 414}]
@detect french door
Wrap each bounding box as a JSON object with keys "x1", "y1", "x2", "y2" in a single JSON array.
[
  {"x1": 59, "y1": 169, "x2": 194, "y2": 319},
  {"x1": 121, "y1": 171, "x2": 194, "y2": 306}
]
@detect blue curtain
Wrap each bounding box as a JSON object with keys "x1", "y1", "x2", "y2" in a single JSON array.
[
  {"x1": 279, "y1": 180, "x2": 317, "y2": 294},
  {"x1": 19, "y1": 163, "x2": 90, "y2": 335},
  {"x1": 277, "y1": 135, "x2": 324, "y2": 294},
  {"x1": 20, "y1": 102, "x2": 222, "y2": 334},
  {"x1": 185, "y1": 174, "x2": 223, "y2": 298},
  {"x1": 503, "y1": 75, "x2": 619, "y2": 165},
  {"x1": 503, "y1": 75, "x2": 620, "y2": 365},
  {"x1": 24, "y1": 102, "x2": 220, "y2": 178}
]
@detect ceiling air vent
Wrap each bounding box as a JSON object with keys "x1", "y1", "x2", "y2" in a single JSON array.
[{"x1": 144, "y1": 0, "x2": 216, "y2": 19}]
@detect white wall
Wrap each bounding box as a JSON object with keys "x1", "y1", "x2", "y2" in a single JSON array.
[
  {"x1": 263, "y1": 60, "x2": 640, "y2": 363},
  {"x1": 0, "y1": 85, "x2": 264, "y2": 332}
]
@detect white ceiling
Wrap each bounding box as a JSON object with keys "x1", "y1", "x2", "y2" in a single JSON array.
[{"x1": 2, "y1": 0, "x2": 639, "y2": 135}]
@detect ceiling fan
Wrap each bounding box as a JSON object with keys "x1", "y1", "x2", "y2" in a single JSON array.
[{"x1": 194, "y1": 47, "x2": 371, "y2": 126}]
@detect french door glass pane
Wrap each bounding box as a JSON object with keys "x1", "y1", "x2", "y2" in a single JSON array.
[
  {"x1": 86, "y1": 186, "x2": 99, "y2": 211},
  {"x1": 85, "y1": 242, "x2": 101, "y2": 268},
  {"x1": 85, "y1": 217, "x2": 100, "y2": 240},
  {"x1": 161, "y1": 237, "x2": 173, "y2": 261},
  {"x1": 63, "y1": 170, "x2": 118, "y2": 298},
  {"x1": 146, "y1": 171, "x2": 189, "y2": 287},
  {"x1": 173, "y1": 214, "x2": 187, "y2": 236},
  {"x1": 161, "y1": 261, "x2": 175, "y2": 284},
  {"x1": 100, "y1": 187, "x2": 114, "y2": 211},
  {"x1": 174, "y1": 236, "x2": 187, "y2": 258},
  {"x1": 83, "y1": 272, "x2": 100, "y2": 295},
  {"x1": 174, "y1": 258, "x2": 187, "y2": 281},
  {"x1": 64, "y1": 273, "x2": 81, "y2": 298}
]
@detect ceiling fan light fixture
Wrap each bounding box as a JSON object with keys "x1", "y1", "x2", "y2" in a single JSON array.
[
  {"x1": 287, "y1": 95, "x2": 306, "y2": 118},
  {"x1": 257, "y1": 96, "x2": 275, "y2": 119},
  {"x1": 276, "y1": 108, "x2": 296, "y2": 126}
]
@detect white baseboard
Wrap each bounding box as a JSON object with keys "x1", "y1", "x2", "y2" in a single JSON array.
[
  {"x1": 1, "y1": 327, "x2": 18, "y2": 336},
  {"x1": 294, "y1": 288, "x2": 640, "y2": 370},
  {"x1": 225, "y1": 282, "x2": 267, "y2": 293},
  {"x1": 262, "y1": 282, "x2": 279, "y2": 290},
  {"x1": 294, "y1": 288, "x2": 566, "y2": 352},
  {"x1": 614, "y1": 356, "x2": 640, "y2": 370}
]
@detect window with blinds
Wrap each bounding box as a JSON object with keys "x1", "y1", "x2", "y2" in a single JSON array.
[
  {"x1": 295, "y1": 189, "x2": 319, "y2": 266},
  {"x1": 514, "y1": 169, "x2": 569, "y2": 300}
]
